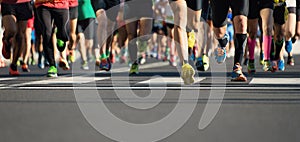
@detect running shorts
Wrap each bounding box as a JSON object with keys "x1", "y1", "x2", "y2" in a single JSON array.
[
  {"x1": 91, "y1": 0, "x2": 120, "y2": 21},
  {"x1": 210, "y1": 0, "x2": 249, "y2": 27},
  {"x1": 1, "y1": 2, "x2": 33, "y2": 21},
  {"x1": 77, "y1": 18, "x2": 95, "y2": 39},
  {"x1": 248, "y1": 0, "x2": 274, "y2": 19},
  {"x1": 69, "y1": 6, "x2": 78, "y2": 20}
]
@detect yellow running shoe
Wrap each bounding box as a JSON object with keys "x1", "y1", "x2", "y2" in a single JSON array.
[
  {"x1": 188, "y1": 31, "x2": 195, "y2": 49},
  {"x1": 68, "y1": 50, "x2": 76, "y2": 63},
  {"x1": 181, "y1": 63, "x2": 195, "y2": 85}
]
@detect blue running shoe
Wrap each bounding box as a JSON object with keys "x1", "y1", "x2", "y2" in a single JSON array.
[
  {"x1": 99, "y1": 59, "x2": 111, "y2": 71},
  {"x1": 278, "y1": 59, "x2": 285, "y2": 71},
  {"x1": 214, "y1": 34, "x2": 228, "y2": 64},
  {"x1": 285, "y1": 40, "x2": 292, "y2": 53}
]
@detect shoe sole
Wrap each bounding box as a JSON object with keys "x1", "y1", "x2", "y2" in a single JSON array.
[
  {"x1": 231, "y1": 76, "x2": 247, "y2": 82},
  {"x1": 181, "y1": 71, "x2": 195, "y2": 85},
  {"x1": 47, "y1": 74, "x2": 58, "y2": 77}
]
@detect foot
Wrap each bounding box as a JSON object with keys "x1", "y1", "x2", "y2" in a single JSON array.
[
  {"x1": 129, "y1": 62, "x2": 139, "y2": 75},
  {"x1": 231, "y1": 63, "x2": 247, "y2": 82},
  {"x1": 181, "y1": 63, "x2": 195, "y2": 85},
  {"x1": 47, "y1": 66, "x2": 58, "y2": 77},
  {"x1": 59, "y1": 58, "x2": 70, "y2": 70}
]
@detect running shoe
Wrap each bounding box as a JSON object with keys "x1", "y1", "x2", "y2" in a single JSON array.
[
  {"x1": 99, "y1": 58, "x2": 111, "y2": 71},
  {"x1": 59, "y1": 58, "x2": 70, "y2": 70},
  {"x1": 188, "y1": 31, "x2": 196, "y2": 48},
  {"x1": 214, "y1": 47, "x2": 226, "y2": 64},
  {"x1": 260, "y1": 52, "x2": 264, "y2": 65},
  {"x1": 81, "y1": 61, "x2": 89, "y2": 70},
  {"x1": 278, "y1": 59, "x2": 285, "y2": 71},
  {"x1": 38, "y1": 62, "x2": 45, "y2": 69},
  {"x1": 169, "y1": 55, "x2": 177, "y2": 67},
  {"x1": 285, "y1": 40, "x2": 293, "y2": 53},
  {"x1": 202, "y1": 55, "x2": 210, "y2": 71},
  {"x1": 47, "y1": 66, "x2": 58, "y2": 77},
  {"x1": 181, "y1": 63, "x2": 195, "y2": 85},
  {"x1": 21, "y1": 64, "x2": 30, "y2": 72},
  {"x1": 138, "y1": 54, "x2": 146, "y2": 65},
  {"x1": 231, "y1": 63, "x2": 247, "y2": 82},
  {"x1": 195, "y1": 57, "x2": 204, "y2": 71},
  {"x1": 2, "y1": 38, "x2": 12, "y2": 59},
  {"x1": 271, "y1": 60, "x2": 278, "y2": 72},
  {"x1": 68, "y1": 50, "x2": 76, "y2": 63},
  {"x1": 129, "y1": 62, "x2": 139, "y2": 75},
  {"x1": 287, "y1": 56, "x2": 295, "y2": 66},
  {"x1": 247, "y1": 61, "x2": 256, "y2": 74},
  {"x1": 38, "y1": 58, "x2": 45, "y2": 69},
  {"x1": 57, "y1": 39, "x2": 66, "y2": 52},
  {"x1": 214, "y1": 34, "x2": 228, "y2": 64},
  {"x1": 9, "y1": 64, "x2": 20, "y2": 76},
  {"x1": 263, "y1": 60, "x2": 273, "y2": 72},
  {"x1": 95, "y1": 59, "x2": 101, "y2": 66}
]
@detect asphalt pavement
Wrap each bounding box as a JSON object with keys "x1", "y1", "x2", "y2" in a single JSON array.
[{"x1": 0, "y1": 53, "x2": 299, "y2": 142}]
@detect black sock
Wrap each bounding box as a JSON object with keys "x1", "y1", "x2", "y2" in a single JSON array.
[
  {"x1": 234, "y1": 34, "x2": 247, "y2": 64},
  {"x1": 10, "y1": 64, "x2": 17, "y2": 70},
  {"x1": 270, "y1": 39, "x2": 275, "y2": 61},
  {"x1": 217, "y1": 35, "x2": 228, "y2": 47},
  {"x1": 275, "y1": 39, "x2": 284, "y2": 60}
]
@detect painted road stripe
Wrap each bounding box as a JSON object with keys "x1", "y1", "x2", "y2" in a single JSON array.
[
  {"x1": 0, "y1": 78, "x2": 16, "y2": 81},
  {"x1": 106, "y1": 62, "x2": 169, "y2": 73},
  {"x1": 9, "y1": 76, "x2": 109, "y2": 87},
  {"x1": 3, "y1": 86, "x2": 300, "y2": 90},
  {"x1": 250, "y1": 78, "x2": 300, "y2": 85},
  {"x1": 137, "y1": 77, "x2": 206, "y2": 85}
]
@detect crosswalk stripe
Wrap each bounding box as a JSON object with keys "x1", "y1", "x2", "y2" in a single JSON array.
[
  {"x1": 137, "y1": 77, "x2": 206, "y2": 85},
  {"x1": 0, "y1": 78, "x2": 16, "y2": 81},
  {"x1": 1, "y1": 76, "x2": 299, "y2": 90},
  {"x1": 250, "y1": 78, "x2": 300, "y2": 85},
  {"x1": 7, "y1": 86, "x2": 300, "y2": 90},
  {"x1": 9, "y1": 76, "x2": 109, "y2": 87}
]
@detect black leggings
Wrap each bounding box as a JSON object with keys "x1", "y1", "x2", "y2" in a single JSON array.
[{"x1": 36, "y1": 6, "x2": 69, "y2": 66}]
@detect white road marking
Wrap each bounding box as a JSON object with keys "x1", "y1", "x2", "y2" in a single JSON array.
[
  {"x1": 105, "y1": 62, "x2": 169, "y2": 73},
  {"x1": 0, "y1": 78, "x2": 16, "y2": 81},
  {"x1": 250, "y1": 78, "x2": 300, "y2": 85},
  {"x1": 9, "y1": 76, "x2": 109, "y2": 87},
  {"x1": 137, "y1": 77, "x2": 206, "y2": 85},
  {"x1": 3, "y1": 86, "x2": 300, "y2": 90}
]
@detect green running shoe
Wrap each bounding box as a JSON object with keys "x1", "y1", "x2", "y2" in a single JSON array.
[
  {"x1": 47, "y1": 66, "x2": 58, "y2": 77},
  {"x1": 129, "y1": 62, "x2": 139, "y2": 75}
]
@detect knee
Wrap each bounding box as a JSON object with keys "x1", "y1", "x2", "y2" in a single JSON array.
[
  {"x1": 249, "y1": 30, "x2": 257, "y2": 39},
  {"x1": 263, "y1": 25, "x2": 273, "y2": 36},
  {"x1": 234, "y1": 16, "x2": 247, "y2": 32}
]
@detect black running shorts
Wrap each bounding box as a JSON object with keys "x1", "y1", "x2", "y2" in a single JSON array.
[
  {"x1": 210, "y1": 0, "x2": 249, "y2": 28},
  {"x1": 91, "y1": 0, "x2": 120, "y2": 21},
  {"x1": 77, "y1": 18, "x2": 96, "y2": 40},
  {"x1": 1, "y1": 2, "x2": 33, "y2": 21},
  {"x1": 69, "y1": 6, "x2": 78, "y2": 20},
  {"x1": 248, "y1": 0, "x2": 274, "y2": 19}
]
